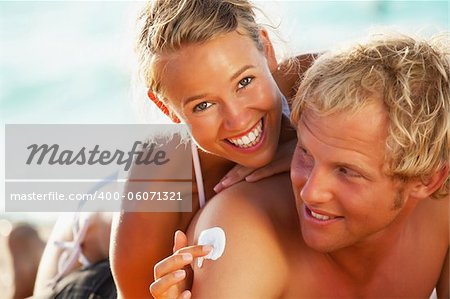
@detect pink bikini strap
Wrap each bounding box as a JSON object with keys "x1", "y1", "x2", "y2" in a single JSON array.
[{"x1": 191, "y1": 141, "x2": 206, "y2": 208}]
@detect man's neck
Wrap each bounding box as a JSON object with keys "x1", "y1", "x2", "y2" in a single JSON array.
[{"x1": 324, "y1": 203, "x2": 419, "y2": 285}]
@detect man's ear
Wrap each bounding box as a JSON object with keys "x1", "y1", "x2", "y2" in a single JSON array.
[
  {"x1": 408, "y1": 164, "x2": 449, "y2": 199},
  {"x1": 147, "y1": 90, "x2": 181, "y2": 123},
  {"x1": 259, "y1": 29, "x2": 278, "y2": 73}
]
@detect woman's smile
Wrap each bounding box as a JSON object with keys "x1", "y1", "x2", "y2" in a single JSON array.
[{"x1": 226, "y1": 118, "x2": 264, "y2": 149}]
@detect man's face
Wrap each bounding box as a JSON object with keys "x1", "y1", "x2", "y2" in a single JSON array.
[{"x1": 291, "y1": 100, "x2": 412, "y2": 253}]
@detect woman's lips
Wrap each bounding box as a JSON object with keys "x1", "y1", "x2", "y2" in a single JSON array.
[{"x1": 226, "y1": 118, "x2": 264, "y2": 149}]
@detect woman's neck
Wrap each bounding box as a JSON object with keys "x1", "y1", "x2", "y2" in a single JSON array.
[{"x1": 198, "y1": 150, "x2": 235, "y2": 199}]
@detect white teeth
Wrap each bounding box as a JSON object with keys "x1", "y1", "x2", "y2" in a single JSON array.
[
  {"x1": 248, "y1": 132, "x2": 256, "y2": 142},
  {"x1": 227, "y1": 120, "x2": 263, "y2": 148},
  {"x1": 310, "y1": 210, "x2": 331, "y2": 221}
]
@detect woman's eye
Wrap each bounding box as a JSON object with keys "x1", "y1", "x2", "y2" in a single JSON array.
[
  {"x1": 238, "y1": 77, "x2": 253, "y2": 89},
  {"x1": 193, "y1": 101, "x2": 213, "y2": 112}
]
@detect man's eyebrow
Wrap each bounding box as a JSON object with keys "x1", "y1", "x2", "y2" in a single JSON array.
[
  {"x1": 296, "y1": 118, "x2": 309, "y2": 149},
  {"x1": 296, "y1": 135, "x2": 310, "y2": 153},
  {"x1": 334, "y1": 161, "x2": 375, "y2": 180},
  {"x1": 182, "y1": 65, "x2": 255, "y2": 106},
  {"x1": 299, "y1": 116, "x2": 376, "y2": 179}
]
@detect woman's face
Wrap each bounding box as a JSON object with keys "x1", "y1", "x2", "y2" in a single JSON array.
[{"x1": 156, "y1": 30, "x2": 283, "y2": 168}]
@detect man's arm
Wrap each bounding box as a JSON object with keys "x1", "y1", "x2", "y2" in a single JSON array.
[
  {"x1": 436, "y1": 249, "x2": 449, "y2": 298},
  {"x1": 188, "y1": 178, "x2": 290, "y2": 298}
]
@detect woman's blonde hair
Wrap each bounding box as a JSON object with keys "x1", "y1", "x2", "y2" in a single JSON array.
[
  {"x1": 291, "y1": 33, "x2": 450, "y2": 199},
  {"x1": 136, "y1": 0, "x2": 263, "y2": 97}
]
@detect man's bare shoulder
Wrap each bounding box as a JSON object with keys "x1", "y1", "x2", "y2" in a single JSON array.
[
  {"x1": 407, "y1": 197, "x2": 449, "y2": 297},
  {"x1": 187, "y1": 173, "x2": 293, "y2": 298},
  {"x1": 413, "y1": 197, "x2": 449, "y2": 237}
]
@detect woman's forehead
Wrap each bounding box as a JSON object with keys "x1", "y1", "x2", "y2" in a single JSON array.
[
  {"x1": 155, "y1": 31, "x2": 265, "y2": 98},
  {"x1": 158, "y1": 31, "x2": 262, "y2": 68}
]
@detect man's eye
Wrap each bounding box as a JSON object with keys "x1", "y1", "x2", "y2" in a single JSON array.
[
  {"x1": 296, "y1": 145, "x2": 314, "y2": 168},
  {"x1": 238, "y1": 77, "x2": 253, "y2": 89},
  {"x1": 298, "y1": 146, "x2": 310, "y2": 156},
  {"x1": 193, "y1": 101, "x2": 213, "y2": 112},
  {"x1": 338, "y1": 167, "x2": 361, "y2": 178}
]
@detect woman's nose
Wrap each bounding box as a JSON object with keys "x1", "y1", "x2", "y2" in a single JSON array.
[{"x1": 222, "y1": 97, "x2": 252, "y2": 132}]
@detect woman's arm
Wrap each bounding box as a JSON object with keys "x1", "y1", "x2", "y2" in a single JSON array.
[
  {"x1": 272, "y1": 53, "x2": 316, "y2": 101},
  {"x1": 111, "y1": 135, "x2": 233, "y2": 298},
  {"x1": 110, "y1": 211, "x2": 183, "y2": 298}
]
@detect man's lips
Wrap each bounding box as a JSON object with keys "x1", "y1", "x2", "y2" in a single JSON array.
[{"x1": 305, "y1": 205, "x2": 343, "y2": 221}]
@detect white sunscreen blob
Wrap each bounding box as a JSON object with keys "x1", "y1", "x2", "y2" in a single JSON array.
[{"x1": 197, "y1": 227, "x2": 226, "y2": 268}]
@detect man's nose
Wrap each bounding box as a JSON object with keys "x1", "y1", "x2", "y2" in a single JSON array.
[{"x1": 296, "y1": 165, "x2": 333, "y2": 206}]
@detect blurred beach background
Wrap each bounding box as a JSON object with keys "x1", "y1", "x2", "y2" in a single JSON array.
[{"x1": 0, "y1": 0, "x2": 448, "y2": 297}]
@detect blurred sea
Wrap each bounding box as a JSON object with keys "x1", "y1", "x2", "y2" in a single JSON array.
[{"x1": 1, "y1": 1, "x2": 449, "y2": 225}]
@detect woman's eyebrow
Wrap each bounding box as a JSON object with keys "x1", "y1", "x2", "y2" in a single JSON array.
[
  {"x1": 182, "y1": 65, "x2": 256, "y2": 106},
  {"x1": 183, "y1": 93, "x2": 209, "y2": 106},
  {"x1": 230, "y1": 65, "x2": 254, "y2": 81}
]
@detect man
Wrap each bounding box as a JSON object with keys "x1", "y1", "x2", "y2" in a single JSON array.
[{"x1": 152, "y1": 33, "x2": 449, "y2": 298}]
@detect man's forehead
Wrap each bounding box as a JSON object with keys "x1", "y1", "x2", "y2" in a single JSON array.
[{"x1": 297, "y1": 105, "x2": 389, "y2": 152}]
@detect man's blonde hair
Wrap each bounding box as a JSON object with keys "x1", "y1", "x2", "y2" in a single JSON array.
[
  {"x1": 136, "y1": 0, "x2": 263, "y2": 96},
  {"x1": 291, "y1": 33, "x2": 450, "y2": 199}
]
